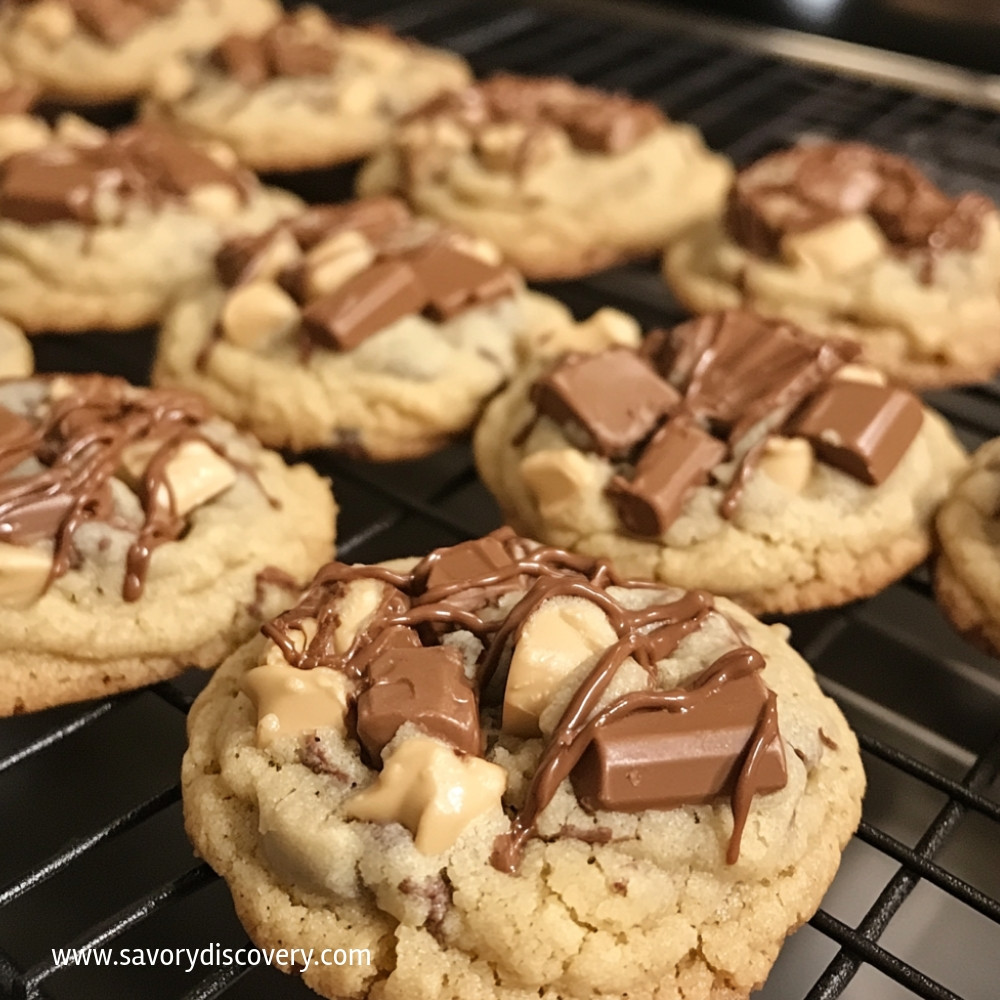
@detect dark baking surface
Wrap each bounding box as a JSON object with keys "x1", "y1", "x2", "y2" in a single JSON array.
[{"x1": 3, "y1": 2, "x2": 1000, "y2": 999}]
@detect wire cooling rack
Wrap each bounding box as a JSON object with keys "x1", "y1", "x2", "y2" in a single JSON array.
[{"x1": 2, "y1": 1, "x2": 1000, "y2": 998}]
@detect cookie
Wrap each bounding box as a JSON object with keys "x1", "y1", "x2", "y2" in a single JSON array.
[
  {"x1": 663, "y1": 141, "x2": 1000, "y2": 388},
  {"x1": 142, "y1": 6, "x2": 471, "y2": 173},
  {"x1": 0, "y1": 72, "x2": 50, "y2": 160},
  {"x1": 183, "y1": 528, "x2": 864, "y2": 1000},
  {"x1": 935, "y1": 438, "x2": 1000, "y2": 658},
  {"x1": 0, "y1": 120, "x2": 301, "y2": 332},
  {"x1": 152, "y1": 196, "x2": 583, "y2": 459},
  {"x1": 357, "y1": 73, "x2": 733, "y2": 281},
  {"x1": 0, "y1": 0, "x2": 277, "y2": 105},
  {"x1": 474, "y1": 310, "x2": 967, "y2": 615},
  {"x1": 0, "y1": 317, "x2": 33, "y2": 377},
  {"x1": 0, "y1": 373, "x2": 335, "y2": 716}
]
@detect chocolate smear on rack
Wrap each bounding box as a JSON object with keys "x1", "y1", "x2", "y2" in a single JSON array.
[
  {"x1": 0, "y1": 375, "x2": 242, "y2": 601},
  {"x1": 530, "y1": 310, "x2": 921, "y2": 535},
  {"x1": 262, "y1": 528, "x2": 788, "y2": 869}
]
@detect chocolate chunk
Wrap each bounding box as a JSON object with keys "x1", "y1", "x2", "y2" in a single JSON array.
[
  {"x1": 300, "y1": 259, "x2": 426, "y2": 351},
  {"x1": 409, "y1": 242, "x2": 516, "y2": 321},
  {"x1": 788, "y1": 380, "x2": 923, "y2": 485},
  {"x1": 356, "y1": 645, "x2": 481, "y2": 760},
  {"x1": 421, "y1": 535, "x2": 516, "y2": 591},
  {"x1": 214, "y1": 35, "x2": 270, "y2": 89},
  {"x1": 265, "y1": 24, "x2": 337, "y2": 78},
  {"x1": 0, "y1": 153, "x2": 100, "y2": 225},
  {"x1": 570, "y1": 672, "x2": 787, "y2": 813},
  {"x1": 0, "y1": 125, "x2": 245, "y2": 227},
  {"x1": 531, "y1": 350, "x2": 679, "y2": 459},
  {"x1": 71, "y1": 0, "x2": 149, "y2": 43},
  {"x1": 606, "y1": 418, "x2": 725, "y2": 537},
  {"x1": 0, "y1": 487, "x2": 77, "y2": 546},
  {"x1": 214, "y1": 229, "x2": 280, "y2": 287},
  {"x1": 662, "y1": 313, "x2": 857, "y2": 442},
  {"x1": 560, "y1": 94, "x2": 662, "y2": 155},
  {"x1": 0, "y1": 84, "x2": 38, "y2": 116},
  {"x1": 726, "y1": 142, "x2": 993, "y2": 258}
]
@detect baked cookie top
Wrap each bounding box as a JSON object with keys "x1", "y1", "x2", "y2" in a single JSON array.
[
  {"x1": 0, "y1": 372, "x2": 336, "y2": 713},
  {"x1": 183, "y1": 528, "x2": 864, "y2": 1000},
  {"x1": 153, "y1": 196, "x2": 576, "y2": 458},
  {"x1": 358, "y1": 73, "x2": 733, "y2": 280},
  {"x1": 664, "y1": 141, "x2": 1000, "y2": 387},
  {"x1": 0, "y1": 0, "x2": 277, "y2": 104},
  {"x1": 474, "y1": 310, "x2": 967, "y2": 613},
  {"x1": 935, "y1": 438, "x2": 1000, "y2": 659},
  {"x1": 144, "y1": 6, "x2": 470, "y2": 171}
]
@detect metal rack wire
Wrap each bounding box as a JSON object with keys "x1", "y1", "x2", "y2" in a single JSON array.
[{"x1": 3, "y1": 1, "x2": 1000, "y2": 998}]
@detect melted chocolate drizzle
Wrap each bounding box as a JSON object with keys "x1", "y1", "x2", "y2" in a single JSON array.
[
  {"x1": 263, "y1": 528, "x2": 787, "y2": 870},
  {"x1": 0, "y1": 376, "x2": 238, "y2": 601}
]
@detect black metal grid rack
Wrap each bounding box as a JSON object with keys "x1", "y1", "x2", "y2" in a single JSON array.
[{"x1": 2, "y1": 1, "x2": 1000, "y2": 998}]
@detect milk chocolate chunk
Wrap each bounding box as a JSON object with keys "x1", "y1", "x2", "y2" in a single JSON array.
[
  {"x1": 726, "y1": 141, "x2": 992, "y2": 259},
  {"x1": 0, "y1": 153, "x2": 98, "y2": 225},
  {"x1": 421, "y1": 534, "x2": 517, "y2": 592},
  {"x1": 532, "y1": 350, "x2": 679, "y2": 459},
  {"x1": 409, "y1": 242, "x2": 515, "y2": 321},
  {"x1": 0, "y1": 84, "x2": 38, "y2": 116},
  {"x1": 266, "y1": 24, "x2": 337, "y2": 78},
  {"x1": 789, "y1": 380, "x2": 923, "y2": 485},
  {"x1": 570, "y1": 672, "x2": 787, "y2": 813},
  {"x1": 606, "y1": 419, "x2": 725, "y2": 537},
  {"x1": 301, "y1": 260, "x2": 425, "y2": 351},
  {"x1": 356, "y1": 645, "x2": 481, "y2": 761},
  {"x1": 0, "y1": 488, "x2": 77, "y2": 546},
  {"x1": 72, "y1": 0, "x2": 149, "y2": 44},
  {"x1": 214, "y1": 35, "x2": 270, "y2": 89},
  {"x1": 672, "y1": 313, "x2": 857, "y2": 442}
]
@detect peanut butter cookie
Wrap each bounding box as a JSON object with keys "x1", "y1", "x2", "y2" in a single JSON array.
[
  {"x1": 0, "y1": 0, "x2": 277, "y2": 104},
  {"x1": 183, "y1": 530, "x2": 864, "y2": 1000},
  {"x1": 0, "y1": 374, "x2": 335, "y2": 715},
  {"x1": 153, "y1": 196, "x2": 580, "y2": 459},
  {"x1": 663, "y1": 142, "x2": 1000, "y2": 388},
  {"x1": 0, "y1": 120, "x2": 300, "y2": 332},
  {"x1": 143, "y1": 6, "x2": 470, "y2": 172},
  {"x1": 474, "y1": 310, "x2": 967, "y2": 614},
  {"x1": 358, "y1": 74, "x2": 732, "y2": 280}
]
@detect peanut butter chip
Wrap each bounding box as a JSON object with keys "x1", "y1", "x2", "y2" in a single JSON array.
[
  {"x1": 0, "y1": 541, "x2": 53, "y2": 609},
  {"x1": 242, "y1": 662, "x2": 350, "y2": 747},
  {"x1": 344, "y1": 736, "x2": 507, "y2": 854}
]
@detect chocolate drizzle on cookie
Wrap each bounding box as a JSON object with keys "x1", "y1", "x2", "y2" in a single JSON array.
[
  {"x1": 409, "y1": 73, "x2": 664, "y2": 157},
  {"x1": 208, "y1": 197, "x2": 517, "y2": 359},
  {"x1": 0, "y1": 375, "x2": 242, "y2": 601},
  {"x1": 0, "y1": 123, "x2": 250, "y2": 226},
  {"x1": 262, "y1": 528, "x2": 788, "y2": 869},
  {"x1": 725, "y1": 142, "x2": 994, "y2": 265},
  {"x1": 529, "y1": 311, "x2": 924, "y2": 535}
]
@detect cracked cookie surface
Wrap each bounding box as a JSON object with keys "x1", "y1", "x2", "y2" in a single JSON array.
[
  {"x1": 0, "y1": 374, "x2": 335, "y2": 715},
  {"x1": 183, "y1": 534, "x2": 864, "y2": 1000}
]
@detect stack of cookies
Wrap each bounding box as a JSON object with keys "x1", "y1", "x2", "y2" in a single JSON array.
[{"x1": 1, "y1": 3, "x2": 996, "y2": 999}]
